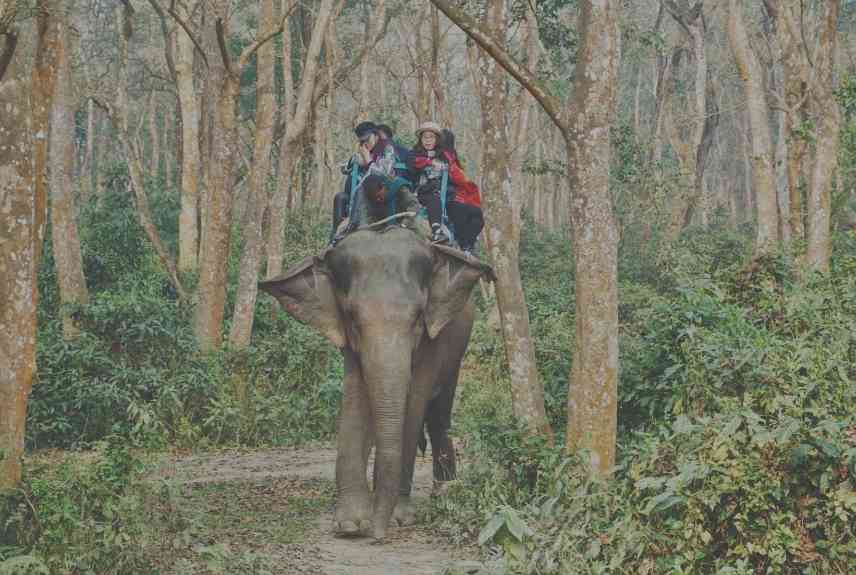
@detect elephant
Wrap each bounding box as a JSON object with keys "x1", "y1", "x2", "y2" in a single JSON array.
[{"x1": 259, "y1": 222, "x2": 493, "y2": 540}]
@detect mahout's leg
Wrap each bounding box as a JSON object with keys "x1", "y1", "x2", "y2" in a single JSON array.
[{"x1": 334, "y1": 349, "x2": 372, "y2": 536}]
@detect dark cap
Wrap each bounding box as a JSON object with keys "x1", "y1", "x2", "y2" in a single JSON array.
[
  {"x1": 376, "y1": 124, "x2": 394, "y2": 138},
  {"x1": 354, "y1": 121, "x2": 378, "y2": 141}
]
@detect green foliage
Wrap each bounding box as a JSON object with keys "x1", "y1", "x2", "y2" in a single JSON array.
[
  {"x1": 435, "y1": 221, "x2": 856, "y2": 574},
  {"x1": 31, "y1": 184, "x2": 339, "y2": 450},
  {"x1": 1, "y1": 439, "x2": 170, "y2": 574}
]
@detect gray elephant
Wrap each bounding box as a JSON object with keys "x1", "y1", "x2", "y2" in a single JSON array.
[{"x1": 259, "y1": 223, "x2": 493, "y2": 540}]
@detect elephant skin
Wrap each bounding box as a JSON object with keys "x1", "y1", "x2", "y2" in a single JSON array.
[{"x1": 259, "y1": 226, "x2": 493, "y2": 540}]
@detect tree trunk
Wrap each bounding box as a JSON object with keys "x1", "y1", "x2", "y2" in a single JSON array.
[
  {"x1": 80, "y1": 98, "x2": 95, "y2": 203},
  {"x1": 728, "y1": 0, "x2": 778, "y2": 255},
  {"x1": 357, "y1": 0, "x2": 385, "y2": 119},
  {"x1": 0, "y1": 1, "x2": 53, "y2": 490},
  {"x1": 229, "y1": 0, "x2": 277, "y2": 349},
  {"x1": 476, "y1": 0, "x2": 551, "y2": 439},
  {"x1": 662, "y1": 2, "x2": 713, "y2": 239},
  {"x1": 194, "y1": 1, "x2": 239, "y2": 350},
  {"x1": 267, "y1": 0, "x2": 335, "y2": 279},
  {"x1": 565, "y1": 0, "x2": 620, "y2": 476},
  {"x1": 175, "y1": 1, "x2": 200, "y2": 273},
  {"x1": 148, "y1": 94, "x2": 160, "y2": 181},
  {"x1": 805, "y1": 0, "x2": 840, "y2": 272},
  {"x1": 49, "y1": 9, "x2": 88, "y2": 338}
]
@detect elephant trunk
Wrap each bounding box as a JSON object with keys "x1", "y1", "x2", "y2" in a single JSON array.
[{"x1": 360, "y1": 334, "x2": 412, "y2": 539}]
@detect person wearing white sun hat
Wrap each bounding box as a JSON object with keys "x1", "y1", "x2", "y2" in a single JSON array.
[{"x1": 408, "y1": 121, "x2": 452, "y2": 243}]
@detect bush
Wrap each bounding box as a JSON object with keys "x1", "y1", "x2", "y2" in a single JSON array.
[
  {"x1": 30, "y1": 187, "x2": 340, "y2": 450},
  {"x1": 1, "y1": 439, "x2": 173, "y2": 574},
  {"x1": 434, "y1": 223, "x2": 856, "y2": 574}
]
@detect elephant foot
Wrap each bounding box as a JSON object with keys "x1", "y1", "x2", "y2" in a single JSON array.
[
  {"x1": 333, "y1": 519, "x2": 371, "y2": 537},
  {"x1": 391, "y1": 496, "x2": 417, "y2": 527},
  {"x1": 334, "y1": 494, "x2": 371, "y2": 538}
]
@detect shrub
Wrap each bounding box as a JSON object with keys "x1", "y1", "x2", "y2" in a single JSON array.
[
  {"x1": 1, "y1": 439, "x2": 174, "y2": 574},
  {"x1": 435, "y1": 223, "x2": 856, "y2": 574}
]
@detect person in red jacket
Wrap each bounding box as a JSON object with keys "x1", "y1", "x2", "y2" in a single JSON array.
[{"x1": 440, "y1": 129, "x2": 483, "y2": 255}]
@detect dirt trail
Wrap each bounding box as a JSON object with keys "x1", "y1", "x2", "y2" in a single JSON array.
[{"x1": 157, "y1": 447, "x2": 489, "y2": 575}]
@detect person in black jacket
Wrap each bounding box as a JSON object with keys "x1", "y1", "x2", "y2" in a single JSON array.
[{"x1": 377, "y1": 124, "x2": 412, "y2": 181}]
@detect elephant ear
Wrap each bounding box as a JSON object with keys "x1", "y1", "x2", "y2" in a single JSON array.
[
  {"x1": 425, "y1": 244, "x2": 496, "y2": 339},
  {"x1": 258, "y1": 251, "x2": 346, "y2": 348}
]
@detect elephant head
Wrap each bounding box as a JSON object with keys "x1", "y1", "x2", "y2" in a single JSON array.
[
  {"x1": 258, "y1": 226, "x2": 492, "y2": 539},
  {"x1": 259, "y1": 227, "x2": 493, "y2": 350}
]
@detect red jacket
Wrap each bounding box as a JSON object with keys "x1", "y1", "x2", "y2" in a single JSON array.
[
  {"x1": 409, "y1": 149, "x2": 482, "y2": 208},
  {"x1": 443, "y1": 151, "x2": 481, "y2": 208}
]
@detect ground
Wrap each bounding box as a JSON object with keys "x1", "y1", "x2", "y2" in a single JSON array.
[{"x1": 151, "y1": 446, "x2": 490, "y2": 574}]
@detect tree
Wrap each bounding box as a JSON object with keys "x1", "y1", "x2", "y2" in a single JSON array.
[
  {"x1": 266, "y1": 0, "x2": 336, "y2": 280},
  {"x1": 229, "y1": 0, "x2": 279, "y2": 348},
  {"x1": 0, "y1": 0, "x2": 58, "y2": 489},
  {"x1": 193, "y1": 0, "x2": 286, "y2": 349},
  {"x1": 804, "y1": 0, "x2": 840, "y2": 272},
  {"x1": 49, "y1": 2, "x2": 89, "y2": 338},
  {"x1": 763, "y1": 0, "x2": 841, "y2": 270},
  {"x1": 727, "y1": 0, "x2": 779, "y2": 255},
  {"x1": 474, "y1": 0, "x2": 552, "y2": 439},
  {"x1": 149, "y1": 0, "x2": 201, "y2": 274},
  {"x1": 662, "y1": 1, "x2": 719, "y2": 238},
  {"x1": 430, "y1": 0, "x2": 620, "y2": 473}
]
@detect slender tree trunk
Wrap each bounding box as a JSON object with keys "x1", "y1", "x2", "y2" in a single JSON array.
[
  {"x1": 148, "y1": 94, "x2": 160, "y2": 181},
  {"x1": 476, "y1": 0, "x2": 551, "y2": 439},
  {"x1": 805, "y1": 0, "x2": 840, "y2": 272},
  {"x1": 80, "y1": 98, "x2": 95, "y2": 203},
  {"x1": 565, "y1": 0, "x2": 620, "y2": 475},
  {"x1": 49, "y1": 10, "x2": 88, "y2": 338},
  {"x1": 0, "y1": 1, "x2": 54, "y2": 490},
  {"x1": 229, "y1": 0, "x2": 277, "y2": 348},
  {"x1": 663, "y1": 7, "x2": 707, "y2": 238},
  {"x1": 194, "y1": 1, "x2": 239, "y2": 350},
  {"x1": 267, "y1": 0, "x2": 335, "y2": 279},
  {"x1": 357, "y1": 0, "x2": 385, "y2": 119},
  {"x1": 728, "y1": 0, "x2": 778, "y2": 255},
  {"x1": 175, "y1": 1, "x2": 200, "y2": 273}
]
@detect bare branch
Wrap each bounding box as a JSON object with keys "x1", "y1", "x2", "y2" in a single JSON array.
[
  {"x1": 236, "y1": 3, "x2": 296, "y2": 72},
  {"x1": 215, "y1": 18, "x2": 233, "y2": 76},
  {"x1": 165, "y1": 0, "x2": 208, "y2": 68},
  {"x1": 427, "y1": 0, "x2": 566, "y2": 135},
  {"x1": 310, "y1": 4, "x2": 398, "y2": 109},
  {"x1": 147, "y1": 0, "x2": 177, "y2": 83}
]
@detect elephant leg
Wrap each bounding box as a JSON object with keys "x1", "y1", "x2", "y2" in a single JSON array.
[
  {"x1": 334, "y1": 349, "x2": 372, "y2": 536},
  {"x1": 394, "y1": 339, "x2": 439, "y2": 527},
  {"x1": 426, "y1": 368, "x2": 458, "y2": 482}
]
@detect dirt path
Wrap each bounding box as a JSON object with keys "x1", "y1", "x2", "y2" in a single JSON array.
[{"x1": 155, "y1": 447, "x2": 489, "y2": 575}]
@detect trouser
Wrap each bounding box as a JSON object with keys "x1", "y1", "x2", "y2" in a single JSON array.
[
  {"x1": 416, "y1": 179, "x2": 449, "y2": 230},
  {"x1": 331, "y1": 191, "x2": 349, "y2": 239},
  {"x1": 447, "y1": 202, "x2": 484, "y2": 250}
]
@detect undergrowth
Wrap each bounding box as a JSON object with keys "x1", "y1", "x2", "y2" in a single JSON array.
[{"x1": 432, "y1": 225, "x2": 856, "y2": 574}]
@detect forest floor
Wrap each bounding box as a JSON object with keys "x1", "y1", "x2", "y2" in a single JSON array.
[{"x1": 151, "y1": 446, "x2": 492, "y2": 574}]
